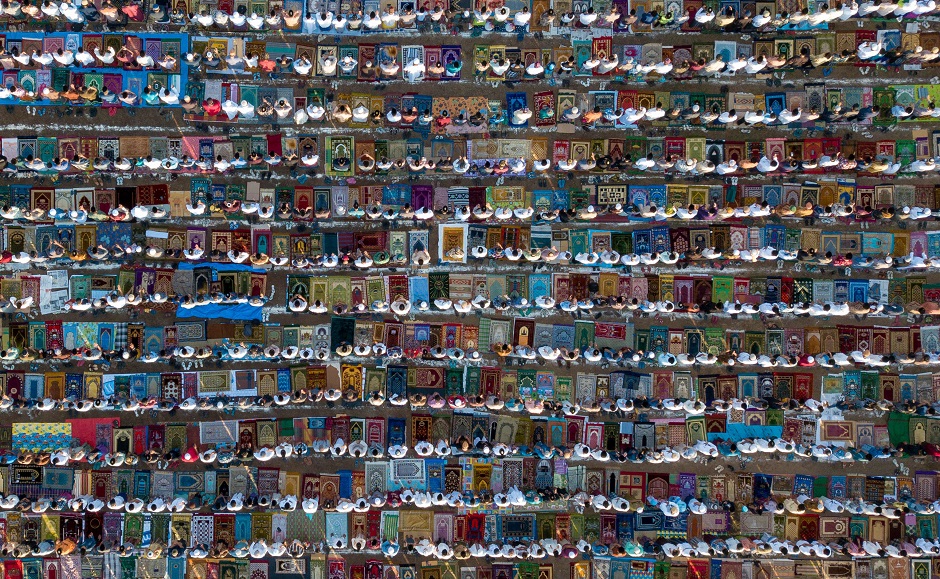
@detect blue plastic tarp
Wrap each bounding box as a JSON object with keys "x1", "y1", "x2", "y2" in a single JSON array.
[
  {"x1": 175, "y1": 262, "x2": 266, "y2": 320},
  {"x1": 176, "y1": 262, "x2": 267, "y2": 274},
  {"x1": 708, "y1": 425, "x2": 783, "y2": 442},
  {"x1": 176, "y1": 303, "x2": 262, "y2": 321}
]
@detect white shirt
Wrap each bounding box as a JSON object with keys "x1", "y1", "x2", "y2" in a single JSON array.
[{"x1": 75, "y1": 51, "x2": 94, "y2": 66}]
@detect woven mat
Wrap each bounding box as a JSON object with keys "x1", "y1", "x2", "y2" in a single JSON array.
[{"x1": 119, "y1": 136, "x2": 152, "y2": 159}]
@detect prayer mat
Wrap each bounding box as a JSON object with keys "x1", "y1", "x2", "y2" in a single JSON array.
[
  {"x1": 506, "y1": 92, "x2": 529, "y2": 127},
  {"x1": 324, "y1": 136, "x2": 354, "y2": 177}
]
